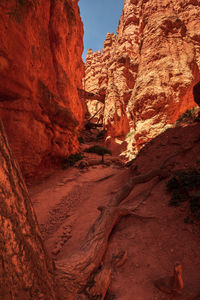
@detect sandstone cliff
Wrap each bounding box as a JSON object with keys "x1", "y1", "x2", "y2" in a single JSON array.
[
  {"x1": 85, "y1": 0, "x2": 200, "y2": 159},
  {"x1": 0, "y1": 0, "x2": 85, "y2": 178}
]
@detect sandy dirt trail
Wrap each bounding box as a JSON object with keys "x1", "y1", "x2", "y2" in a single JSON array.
[{"x1": 29, "y1": 164, "x2": 123, "y2": 259}]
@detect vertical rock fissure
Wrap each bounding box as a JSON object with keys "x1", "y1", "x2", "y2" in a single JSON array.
[{"x1": 0, "y1": 120, "x2": 58, "y2": 299}]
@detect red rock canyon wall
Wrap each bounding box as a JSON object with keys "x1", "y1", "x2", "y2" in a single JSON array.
[
  {"x1": 0, "y1": 0, "x2": 85, "y2": 177},
  {"x1": 85, "y1": 0, "x2": 200, "y2": 159}
]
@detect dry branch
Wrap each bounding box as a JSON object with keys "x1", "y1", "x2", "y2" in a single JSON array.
[
  {"x1": 55, "y1": 163, "x2": 168, "y2": 298},
  {"x1": 55, "y1": 148, "x2": 191, "y2": 298}
]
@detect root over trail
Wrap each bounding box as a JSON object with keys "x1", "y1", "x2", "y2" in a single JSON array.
[{"x1": 55, "y1": 160, "x2": 171, "y2": 299}]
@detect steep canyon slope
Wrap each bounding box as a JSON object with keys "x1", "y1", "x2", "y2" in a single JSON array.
[
  {"x1": 85, "y1": 0, "x2": 200, "y2": 159},
  {"x1": 0, "y1": 0, "x2": 85, "y2": 178}
]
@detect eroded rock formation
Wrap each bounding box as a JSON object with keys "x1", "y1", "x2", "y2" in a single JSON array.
[
  {"x1": 0, "y1": 120, "x2": 59, "y2": 299},
  {"x1": 0, "y1": 0, "x2": 85, "y2": 178},
  {"x1": 85, "y1": 0, "x2": 200, "y2": 159}
]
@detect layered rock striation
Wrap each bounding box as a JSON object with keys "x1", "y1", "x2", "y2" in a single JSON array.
[
  {"x1": 0, "y1": 0, "x2": 85, "y2": 177},
  {"x1": 85, "y1": 0, "x2": 200, "y2": 159}
]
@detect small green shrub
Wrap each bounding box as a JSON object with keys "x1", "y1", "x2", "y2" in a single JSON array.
[
  {"x1": 84, "y1": 145, "x2": 112, "y2": 163},
  {"x1": 168, "y1": 191, "x2": 187, "y2": 207},
  {"x1": 85, "y1": 145, "x2": 112, "y2": 155},
  {"x1": 167, "y1": 169, "x2": 200, "y2": 192},
  {"x1": 166, "y1": 176, "x2": 179, "y2": 190},
  {"x1": 167, "y1": 168, "x2": 200, "y2": 221},
  {"x1": 63, "y1": 153, "x2": 84, "y2": 168},
  {"x1": 176, "y1": 107, "x2": 198, "y2": 124},
  {"x1": 184, "y1": 216, "x2": 193, "y2": 224}
]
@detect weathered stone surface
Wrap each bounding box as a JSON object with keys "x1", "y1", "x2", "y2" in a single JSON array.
[
  {"x1": 85, "y1": 0, "x2": 200, "y2": 159},
  {"x1": 0, "y1": 0, "x2": 85, "y2": 178},
  {"x1": 0, "y1": 120, "x2": 59, "y2": 299}
]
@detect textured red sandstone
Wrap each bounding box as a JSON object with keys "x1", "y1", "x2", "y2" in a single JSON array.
[
  {"x1": 0, "y1": 0, "x2": 85, "y2": 178},
  {"x1": 85, "y1": 0, "x2": 200, "y2": 159}
]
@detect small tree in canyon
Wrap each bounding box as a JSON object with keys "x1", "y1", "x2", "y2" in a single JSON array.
[{"x1": 85, "y1": 145, "x2": 112, "y2": 163}]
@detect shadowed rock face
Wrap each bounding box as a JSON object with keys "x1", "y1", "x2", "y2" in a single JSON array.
[
  {"x1": 85, "y1": 0, "x2": 200, "y2": 160},
  {"x1": 0, "y1": 0, "x2": 86, "y2": 178},
  {"x1": 193, "y1": 81, "x2": 200, "y2": 106}
]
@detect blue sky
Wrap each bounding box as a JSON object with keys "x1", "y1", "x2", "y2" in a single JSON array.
[{"x1": 78, "y1": 0, "x2": 124, "y2": 62}]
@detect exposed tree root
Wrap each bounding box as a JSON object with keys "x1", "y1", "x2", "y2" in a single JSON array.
[
  {"x1": 56, "y1": 206, "x2": 142, "y2": 298},
  {"x1": 55, "y1": 164, "x2": 169, "y2": 298},
  {"x1": 55, "y1": 149, "x2": 194, "y2": 298}
]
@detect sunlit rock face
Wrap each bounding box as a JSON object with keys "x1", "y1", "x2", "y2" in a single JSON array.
[
  {"x1": 0, "y1": 0, "x2": 85, "y2": 178},
  {"x1": 85, "y1": 0, "x2": 200, "y2": 159}
]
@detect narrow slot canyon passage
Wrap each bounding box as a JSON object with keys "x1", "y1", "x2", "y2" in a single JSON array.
[{"x1": 0, "y1": 0, "x2": 200, "y2": 299}]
